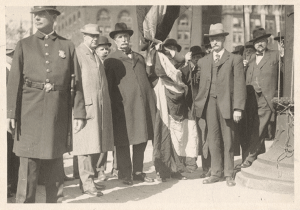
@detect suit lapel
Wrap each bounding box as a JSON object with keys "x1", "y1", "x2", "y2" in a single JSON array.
[
  {"x1": 257, "y1": 49, "x2": 270, "y2": 69},
  {"x1": 206, "y1": 54, "x2": 213, "y2": 80},
  {"x1": 116, "y1": 49, "x2": 132, "y2": 64},
  {"x1": 79, "y1": 43, "x2": 96, "y2": 63},
  {"x1": 132, "y1": 52, "x2": 139, "y2": 68},
  {"x1": 216, "y1": 50, "x2": 230, "y2": 68}
]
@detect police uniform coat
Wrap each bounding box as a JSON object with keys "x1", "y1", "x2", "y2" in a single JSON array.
[
  {"x1": 104, "y1": 49, "x2": 156, "y2": 146},
  {"x1": 73, "y1": 43, "x2": 114, "y2": 155},
  {"x1": 7, "y1": 31, "x2": 86, "y2": 159},
  {"x1": 194, "y1": 50, "x2": 246, "y2": 119}
]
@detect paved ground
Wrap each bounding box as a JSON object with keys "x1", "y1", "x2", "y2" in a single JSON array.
[{"x1": 7, "y1": 141, "x2": 296, "y2": 209}]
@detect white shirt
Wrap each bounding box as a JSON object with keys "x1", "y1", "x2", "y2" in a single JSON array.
[
  {"x1": 256, "y1": 51, "x2": 265, "y2": 64},
  {"x1": 213, "y1": 48, "x2": 225, "y2": 62}
]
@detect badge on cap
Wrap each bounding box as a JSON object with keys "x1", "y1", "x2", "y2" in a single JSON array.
[{"x1": 59, "y1": 50, "x2": 66, "y2": 59}]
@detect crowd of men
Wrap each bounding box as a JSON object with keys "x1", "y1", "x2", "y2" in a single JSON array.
[{"x1": 6, "y1": 6, "x2": 284, "y2": 203}]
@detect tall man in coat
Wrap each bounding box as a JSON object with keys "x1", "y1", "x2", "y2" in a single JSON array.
[
  {"x1": 104, "y1": 23, "x2": 156, "y2": 185},
  {"x1": 73, "y1": 24, "x2": 114, "y2": 197},
  {"x1": 6, "y1": 6, "x2": 86, "y2": 203},
  {"x1": 194, "y1": 23, "x2": 246, "y2": 187},
  {"x1": 238, "y1": 28, "x2": 279, "y2": 168}
]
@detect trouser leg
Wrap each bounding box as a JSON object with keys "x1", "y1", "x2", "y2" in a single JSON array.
[
  {"x1": 113, "y1": 147, "x2": 117, "y2": 169},
  {"x1": 73, "y1": 156, "x2": 79, "y2": 177},
  {"x1": 96, "y1": 152, "x2": 107, "y2": 172},
  {"x1": 206, "y1": 97, "x2": 223, "y2": 178},
  {"x1": 78, "y1": 155, "x2": 96, "y2": 191},
  {"x1": 43, "y1": 158, "x2": 64, "y2": 203},
  {"x1": 245, "y1": 93, "x2": 272, "y2": 163},
  {"x1": 201, "y1": 151, "x2": 211, "y2": 172},
  {"x1": 16, "y1": 157, "x2": 40, "y2": 203},
  {"x1": 116, "y1": 145, "x2": 132, "y2": 179},
  {"x1": 132, "y1": 142, "x2": 147, "y2": 174}
]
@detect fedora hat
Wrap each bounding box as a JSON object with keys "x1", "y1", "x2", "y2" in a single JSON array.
[
  {"x1": 6, "y1": 43, "x2": 16, "y2": 55},
  {"x1": 80, "y1": 24, "x2": 101, "y2": 35},
  {"x1": 97, "y1": 36, "x2": 111, "y2": 47},
  {"x1": 109, "y1": 22, "x2": 133, "y2": 39},
  {"x1": 190, "y1": 46, "x2": 205, "y2": 57},
  {"x1": 30, "y1": 6, "x2": 61, "y2": 15},
  {"x1": 274, "y1": 32, "x2": 284, "y2": 41},
  {"x1": 163, "y1": 39, "x2": 182, "y2": 52},
  {"x1": 250, "y1": 28, "x2": 271, "y2": 43},
  {"x1": 204, "y1": 23, "x2": 229, "y2": 37},
  {"x1": 232, "y1": 45, "x2": 244, "y2": 54}
]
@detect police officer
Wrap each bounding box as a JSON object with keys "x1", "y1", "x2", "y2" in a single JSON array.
[{"x1": 7, "y1": 6, "x2": 86, "y2": 203}]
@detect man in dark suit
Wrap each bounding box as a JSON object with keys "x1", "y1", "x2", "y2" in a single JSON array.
[
  {"x1": 238, "y1": 28, "x2": 279, "y2": 168},
  {"x1": 194, "y1": 23, "x2": 246, "y2": 187},
  {"x1": 7, "y1": 6, "x2": 86, "y2": 203},
  {"x1": 104, "y1": 23, "x2": 156, "y2": 185}
]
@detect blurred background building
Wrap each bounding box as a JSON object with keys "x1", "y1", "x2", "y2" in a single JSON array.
[{"x1": 6, "y1": 5, "x2": 286, "y2": 55}]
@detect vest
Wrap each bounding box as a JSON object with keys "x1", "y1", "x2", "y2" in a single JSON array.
[
  {"x1": 250, "y1": 61, "x2": 262, "y2": 93},
  {"x1": 210, "y1": 61, "x2": 218, "y2": 98}
]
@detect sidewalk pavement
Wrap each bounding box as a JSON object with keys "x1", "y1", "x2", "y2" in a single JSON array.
[{"x1": 7, "y1": 141, "x2": 295, "y2": 209}]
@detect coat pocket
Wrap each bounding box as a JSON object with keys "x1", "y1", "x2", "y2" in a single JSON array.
[{"x1": 85, "y1": 97, "x2": 95, "y2": 120}]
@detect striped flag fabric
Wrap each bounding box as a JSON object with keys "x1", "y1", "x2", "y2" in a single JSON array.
[{"x1": 136, "y1": 5, "x2": 189, "y2": 50}]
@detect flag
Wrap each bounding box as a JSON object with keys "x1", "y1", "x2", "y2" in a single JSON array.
[{"x1": 136, "y1": 5, "x2": 189, "y2": 50}]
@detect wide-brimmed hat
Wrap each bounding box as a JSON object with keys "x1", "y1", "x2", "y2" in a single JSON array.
[
  {"x1": 109, "y1": 22, "x2": 133, "y2": 39},
  {"x1": 232, "y1": 45, "x2": 244, "y2": 54},
  {"x1": 97, "y1": 36, "x2": 111, "y2": 47},
  {"x1": 204, "y1": 23, "x2": 229, "y2": 37},
  {"x1": 190, "y1": 46, "x2": 205, "y2": 57},
  {"x1": 250, "y1": 28, "x2": 271, "y2": 43},
  {"x1": 163, "y1": 39, "x2": 182, "y2": 52},
  {"x1": 6, "y1": 43, "x2": 16, "y2": 55},
  {"x1": 274, "y1": 32, "x2": 284, "y2": 41},
  {"x1": 30, "y1": 6, "x2": 61, "y2": 15},
  {"x1": 80, "y1": 24, "x2": 101, "y2": 35}
]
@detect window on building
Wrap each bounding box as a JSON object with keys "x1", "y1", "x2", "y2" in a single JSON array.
[
  {"x1": 233, "y1": 17, "x2": 243, "y2": 28},
  {"x1": 73, "y1": 14, "x2": 76, "y2": 22},
  {"x1": 78, "y1": 11, "x2": 81, "y2": 19},
  {"x1": 62, "y1": 24, "x2": 64, "y2": 30},
  {"x1": 238, "y1": 34, "x2": 242, "y2": 43},
  {"x1": 118, "y1": 10, "x2": 132, "y2": 23},
  {"x1": 97, "y1": 9, "x2": 110, "y2": 21},
  {"x1": 233, "y1": 34, "x2": 236, "y2": 42},
  {"x1": 184, "y1": 32, "x2": 190, "y2": 40},
  {"x1": 178, "y1": 33, "x2": 182, "y2": 40},
  {"x1": 178, "y1": 14, "x2": 189, "y2": 26},
  {"x1": 252, "y1": 6, "x2": 258, "y2": 13},
  {"x1": 69, "y1": 18, "x2": 72, "y2": 25}
]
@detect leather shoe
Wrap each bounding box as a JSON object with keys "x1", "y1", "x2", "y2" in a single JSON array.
[
  {"x1": 94, "y1": 182, "x2": 106, "y2": 190},
  {"x1": 156, "y1": 172, "x2": 167, "y2": 182},
  {"x1": 133, "y1": 173, "x2": 154, "y2": 182},
  {"x1": 98, "y1": 171, "x2": 107, "y2": 181},
  {"x1": 236, "y1": 161, "x2": 252, "y2": 169},
  {"x1": 73, "y1": 174, "x2": 80, "y2": 179},
  {"x1": 111, "y1": 168, "x2": 118, "y2": 178},
  {"x1": 64, "y1": 175, "x2": 75, "y2": 182},
  {"x1": 171, "y1": 172, "x2": 187, "y2": 180},
  {"x1": 83, "y1": 188, "x2": 103, "y2": 197},
  {"x1": 122, "y1": 178, "x2": 133, "y2": 185},
  {"x1": 203, "y1": 176, "x2": 220, "y2": 184},
  {"x1": 226, "y1": 176, "x2": 236, "y2": 187}
]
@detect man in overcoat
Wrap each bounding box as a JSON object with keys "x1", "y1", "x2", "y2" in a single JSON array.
[
  {"x1": 73, "y1": 24, "x2": 114, "y2": 197},
  {"x1": 238, "y1": 28, "x2": 279, "y2": 168},
  {"x1": 104, "y1": 22, "x2": 156, "y2": 185},
  {"x1": 6, "y1": 6, "x2": 86, "y2": 203},
  {"x1": 194, "y1": 23, "x2": 246, "y2": 187}
]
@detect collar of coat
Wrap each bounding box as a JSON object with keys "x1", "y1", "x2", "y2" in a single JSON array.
[
  {"x1": 249, "y1": 48, "x2": 271, "y2": 69},
  {"x1": 113, "y1": 49, "x2": 139, "y2": 68},
  {"x1": 35, "y1": 30, "x2": 57, "y2": 40},
  {"x1": 207, "y1": 49, "x2": 230, "y2": 67},
  {"x1": 78, "y1": 43, "x2": 98, "y2": 63}
]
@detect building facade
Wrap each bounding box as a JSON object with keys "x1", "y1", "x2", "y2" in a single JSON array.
[{"x1": 55, "y1": 5, "x2": 286, "y2": 55}]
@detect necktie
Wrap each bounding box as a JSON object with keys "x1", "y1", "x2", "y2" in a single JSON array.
[
  {"x1": 215, "y1": 54, "x2": 220, "y2": 63},
  {"x1": 256, "y1": 53, "x2": 263, "y2": 56}
]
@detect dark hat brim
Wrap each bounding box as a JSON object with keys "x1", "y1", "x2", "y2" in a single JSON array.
[
  {"x1": 204, "y1": 32, "x2": 229, "y2": 37},
  {"x1": 6, "y1": 49, "x2": 15, "y2": 55},
  {"x1": 249, "y1": 33, "x2": 272, "y2": 43},
  {"x1": 164, "y1": 43, "x2": 182, "y2": 52},
  {"x1": 274, "y1": 36, "x2": 284, "y2": 41},
  {"x1": 30, "y1": 8, "x2": 61, "y2": 15},
  {"x1": 109, "y1": 30, "x2": 134, "y2": 39},
  {"x1": 97, "y1": 43, "x2": 112, "y2": 47}
]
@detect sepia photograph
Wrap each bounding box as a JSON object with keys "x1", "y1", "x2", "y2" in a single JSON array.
[{"x1": 3, "y1": 2, "x2": 296, "y2": 209}]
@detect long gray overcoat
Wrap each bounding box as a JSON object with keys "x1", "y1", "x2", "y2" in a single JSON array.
[
  {"x1": 104, "y1": 49, "x2": 156, "y2": 146},
  {"x1": 73, "y1": 43, "x2": 114, "y2": 155}
]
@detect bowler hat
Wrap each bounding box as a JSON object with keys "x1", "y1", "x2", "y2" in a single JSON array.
[
  {"x1": 274, "y1": 32, "x2": 284, "y2": 41},
  {"x1": 190, "y1": 46, "x2": 205, "y2": 57},
  {"x1": 250, "y1": 28, "x2": 271, "y2": 43},
  {"x1": 163, "y1": 39, "x2": 182, "y2": 52},
  {"x1": 109, "y1": 22, "x2": 133, "y2": 39},
  {"x1": 97, "y1": 36, "x2": 111, "y2": 47},
  {"x1": 232, "y1": 45, "x2": 244, "y2": 54},
  {"x1": 80, "y1": 24, "x2": 102, "y2": 35},
  {"x1": 204, "y1": 23, "x2": 229, "y2": 37},
  {"x1": 30, "y1": 6, "x2": 61, "y2": 15}
]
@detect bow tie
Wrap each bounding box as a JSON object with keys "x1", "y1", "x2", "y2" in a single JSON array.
[
  {"x1": 256, "y1": 53, "x2": 263, "y2": 57},
  {"x1": 125, "y1": 50, "x2": 132, "y2": 55}
]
